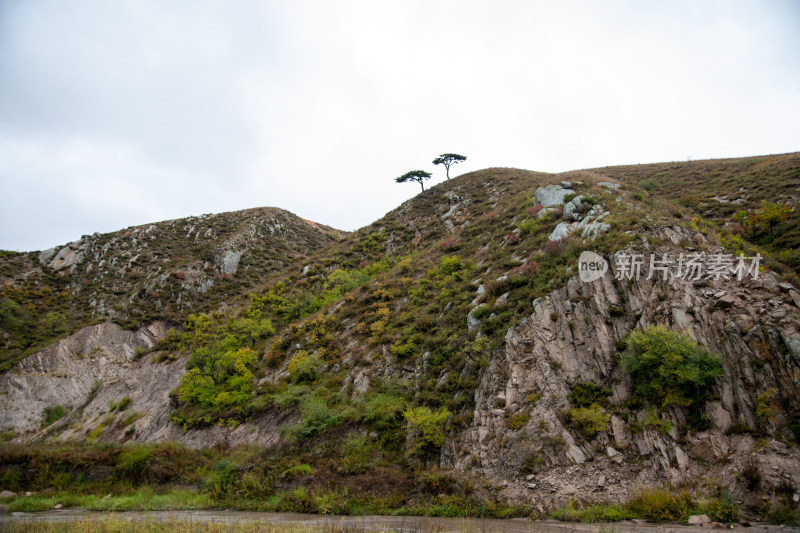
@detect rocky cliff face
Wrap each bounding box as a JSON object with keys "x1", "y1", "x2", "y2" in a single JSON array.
[
  {"x1": 0, "y1": 321, "x2": 296, "y2": 449},
  {"x1": 0, "y1": 321, "x2": 170, "y2": 435},
  {"x1": 445, "y1": 225, "x2": 800, "y2": 509}
]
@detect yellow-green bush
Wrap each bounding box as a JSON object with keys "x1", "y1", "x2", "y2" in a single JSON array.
[
  {"x1": 570, "y1": 403, "x2": 609, "y2": 439},
  {"x1": 404, "y1": 406, "x2": 450, "y2": 458},
  {"x1": 623, "y1": 325, "x2": 723, "y2": 408}
]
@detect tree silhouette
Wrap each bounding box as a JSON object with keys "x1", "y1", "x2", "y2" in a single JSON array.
[
  {"x1": 396, "y1": 170, "x2": 432, "y2": 192},
  {"x1": 432, "y1": 153, "x2": 466, "y2": 180}
]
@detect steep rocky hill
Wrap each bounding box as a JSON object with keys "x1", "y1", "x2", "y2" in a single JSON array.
[
  {"x1": 0, "y1": 207, "x2": 341, "y2": 371},
  {"x1": 1, "y1": 153, "x2": 800, "y2": 522}
]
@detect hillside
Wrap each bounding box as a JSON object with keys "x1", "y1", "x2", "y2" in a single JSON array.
[
  {"x1": 0, "y1": 207, "x2": 341, "y2": 371},
  {"x1": 1, "y1": 153, "x2": 800, "y2": 524}
]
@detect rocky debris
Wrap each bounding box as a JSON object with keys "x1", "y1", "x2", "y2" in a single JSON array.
[
  {"x1": 534, "y1": 184, "x2": 575, "y2": 207},
  {"x1": 437, "y1": 189, "x2": 469, "y2": 233}
]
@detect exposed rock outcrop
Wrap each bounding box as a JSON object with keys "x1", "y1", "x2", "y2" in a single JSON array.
[{"x1": 445, "y1": 225, "x2": 800, "y2": 506}]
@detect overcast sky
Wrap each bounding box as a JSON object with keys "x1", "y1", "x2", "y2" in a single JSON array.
[{"x1": 1, "y1": 1, "x2": 799, "y2": 252}]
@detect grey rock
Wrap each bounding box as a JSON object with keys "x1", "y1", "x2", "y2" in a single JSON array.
[
  {"x1": 606, "y1": 446, "x2": 619, "y2": 458},
  {"x1": 598, "y1": 181, "x2": 621, "y2": 191},
  {"x1": 563, "y1": 196, "x2": 584, "y2": 221},
  {"x1": 534, "y1": 184, "x2": 575, "y2": 207},
  {"x1": 611, "y1": 415, "x2": 628, "y2": 446},
  {"x1": 714, "y1": 292, "x2": 735, "y2": 308},
  {"x1": 219, "y1": 249, "x2": 243, "y2": 275},
  {"x1": 38, "y1": 247, "x2": 58, "y2": 265},
  {"x1": 548, "y1": 222, "x2": 573, "y2": 241},
  {"x1": 790, "y1": 290, "x2": 800, "y2": 308},
  {"x1": 495, "y1": 292, "x2": 510, "y2": 306},
  {"x1": 688, "y1": 515, "x2": 711, "y2": 526},
  {"x1": 468, "y1": 305, "x2": 486, "y2": 333},
  {"x1": 560, "y1": 181, "x2": 573, "y2": 188},
  {"x1": 54, "y1": 503, "x2": 63, "y2": 510},
  {"x1": 581, "y1": 222, "x2": 610, "y2": 238},
  {"x1": 778, "y1": 282, "x2": 795, "y2": 292},
  {"x1": 0, "y1": 491, "x2": 16, "y2": 499}
]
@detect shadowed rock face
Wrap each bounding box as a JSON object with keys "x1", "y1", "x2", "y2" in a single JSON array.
[{"x1": 445, "y1": 225, "x2": 800, "y2": 508}]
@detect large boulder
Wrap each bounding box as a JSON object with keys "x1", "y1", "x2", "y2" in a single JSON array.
[{"x1": 534, "y1": 184, "x2": 575, "y2": 207}]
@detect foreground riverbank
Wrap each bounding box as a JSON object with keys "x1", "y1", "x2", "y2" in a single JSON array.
[{"x1": 3, "y1": 510, "x2": 799, "y2": 533}]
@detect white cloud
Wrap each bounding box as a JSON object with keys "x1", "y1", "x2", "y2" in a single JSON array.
[{"x1": 1, "y1": 0, "x2": 798, "y2": 251}]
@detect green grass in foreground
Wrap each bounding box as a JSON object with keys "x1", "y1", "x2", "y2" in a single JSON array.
[
  {"x1": 4, "y1": 489, "x2": 211, "y2": 513},
  {"x1": 551, "y1": 487, "x2": 739, "y2": 524}
]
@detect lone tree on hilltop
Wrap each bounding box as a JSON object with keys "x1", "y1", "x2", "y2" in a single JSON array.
[
  {"x1": 396, "y1": 170, "x2": 432, "y2": 192},
  {"x1": 432, "y1": 153, "x2": 466, "y2": 180}
]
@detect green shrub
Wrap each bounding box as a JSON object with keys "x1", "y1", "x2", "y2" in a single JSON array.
[
  {"x1": 202, "y1": 460, "x2": 236, "y2": 501},
  {"x1": 516, "y1": 219, "x2": 539, "y2": 235},
  {"x1": 41, "y1": 405, "x2": 68, "y2": 427},
  {"x1": 340, "y1": 433, "x2": 379, "y2": 473},
  {"x1": 623, "y1": 325, "x2": 723, "y2": 408},
  {"x1": 116, "y1": 447, "x2": 153, "y2": 481},
  {"x1": 281, "y1": 463, "x2": 312, "y2": 478},
  {"x1": 177, "y1": 338, "x2": 257, "y2": 409},
  {"x1": 625, "y1": 487, "x2": 692, "y2": 522},
  {"x1": 505, "y1": 411, "x2": 530, "y2": 431},
  {"x1": 526, "y1": 391, "x2": 542, "y2": 404},
  {"x1": 568, "y1": 382, "x2": 611, "y2": 407},
  {"x1": 283, "y1": 389, "x2": 356, "y2": 439},
  {"x1": 404, "y1": 406, "x2": 450, "y2": 457},
  {"x1": 287, "y1": 350, "x2": 322, "y2": 383},
  {"x1": 118, "y1": 396, "x2": 132, "y2": 411},
  {"x1": 631, "y1": 409, "x2": 674, "y2": 435},
  {"x1": 570, "y1": 403, "x2": 609, "y2": 439},
  {"x1": 360, "y1": 392, "x2": 407, "y2": 431}
]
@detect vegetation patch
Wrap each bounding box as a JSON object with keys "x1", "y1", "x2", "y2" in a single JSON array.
[{"x1": 623, "y1": 325, "x2": 723, "y2": 408}]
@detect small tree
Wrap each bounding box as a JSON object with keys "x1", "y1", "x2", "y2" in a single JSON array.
[
  {"x1": 395, "y1": 170, "x2": 432, "y2": 192},
  {"x1": 432, "y1": 153, "x2": 466, "y2": 180}
]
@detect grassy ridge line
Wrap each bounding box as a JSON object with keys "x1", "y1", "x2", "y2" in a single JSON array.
[{"x1": 0, "y1": 208, "x2": 341, "y2": 372}]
